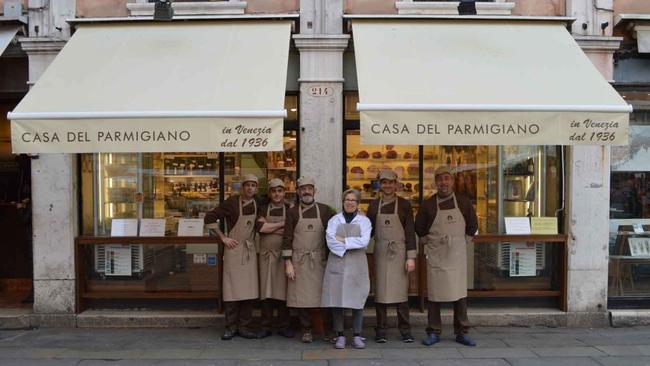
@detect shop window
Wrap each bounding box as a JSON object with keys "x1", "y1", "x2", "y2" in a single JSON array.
[
  {"x1": 609, "y1": 106, "x2": 650, "y2": 304},
  {"x1": 343, "y1": 92, "x2": 565, "y2": 303},
  {"x1": 77, "y1": 96, "x2": 298, "y2": 308}
]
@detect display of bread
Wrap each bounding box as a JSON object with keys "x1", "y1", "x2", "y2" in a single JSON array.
[
  {"x1": 356, "y1": 151, "x2": 370, "y2": 159},
  {"x1": 367, "y1": 165, "x2": 379, "y2": 177},
  {"x1": 386, "y1": 150, "x2": 398, "y2": 159},
  {"x1": 403, "y1": 152, "x2": 413, "y2": 159},
  {"x1": 371, "y1": 151, "x2": 382, "y2": 159},
  {"x1": 407, "y1": 163, "x2": 418, "y2": 176}
]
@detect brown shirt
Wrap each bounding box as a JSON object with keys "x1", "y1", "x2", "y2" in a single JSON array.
[
  {"x1": 204, "y1": 195, "x2": 257, "y2": 232},
  {"x1": 366, "y1": 196, "x2": 416, "y2": 251},
  {"x1": 415, "y1": 193, "x2": 478, "y2": 237},
  {"x1": 282, "y1": 202, "x2": 335, "y2": 258},
  {"x1": 255, "y1": 202, "x2": 290, "y2": 233}
]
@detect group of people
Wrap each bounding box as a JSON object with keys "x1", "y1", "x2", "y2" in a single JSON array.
[{"x1": 204, "y1": 166, "x2": 478, "y2": 349}]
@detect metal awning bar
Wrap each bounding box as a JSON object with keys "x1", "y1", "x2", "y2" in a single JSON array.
[
  {"x1": 8, "y1": 110, "x2": 288, "y2": 120},
  {"x1": 357, "y1": 103, "x2": 633, "y2": 113}
]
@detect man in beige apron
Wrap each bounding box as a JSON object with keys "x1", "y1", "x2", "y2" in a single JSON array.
[
  {"x1": 204, "y1": 174, "x2": 260, "y2": 340},
  {"x1": 282, "y1": 176, "x2": 334, "y2": 343},
  {"x1": 256, "y1": 178, "x2": 292, "y2": 339},
  {"x1": 367, "y1": 170, "x2": 417, "y2": 343},
  {"x1": 415, "y1": 166, "x2": 478, "y2": 347}
]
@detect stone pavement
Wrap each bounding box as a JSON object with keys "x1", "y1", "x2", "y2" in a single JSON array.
[{"x1": 2, "y1": 325, "x2": 650, "y2": 366}]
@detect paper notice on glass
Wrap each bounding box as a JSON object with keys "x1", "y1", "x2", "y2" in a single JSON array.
[
  {"x1": 104, "y1": 244, "x2": 132, "y2": 276},
  {"x1": 110, "y1": 219, "x2": 138, "y2": 237},
  {"x1": 509, "y1": 242, "x2": 537, "y2": 277},
  {"x1": 193, "y1": 253, "x2": 207, "y2": 264},
  {"x1": 178, "y1": 219, "x2": 204, "y2": 237},
  {"x1": 629, "y1": 238, "x2": 650, "y2": 257},
  {"x1": 530, "y1": 217, "x2": 558, "y2": 235},
  {"x1": 505, "y1": 217, "x2": 531, "y2": 235},
  {"x1": 139, "y1": 219, "x2": 166, "y2": 237},
  {"x1": 634, "y1": 223, "x2": 645, "y2": 234}
]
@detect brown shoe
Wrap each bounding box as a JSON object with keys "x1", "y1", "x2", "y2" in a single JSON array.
[{"x1": 301, "y1": 332, "x2": 313, "y2": 343}]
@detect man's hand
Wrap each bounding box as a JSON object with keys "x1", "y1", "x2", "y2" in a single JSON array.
[
  {"x1": 405, "y1": 258, "x2": 416, "y2": 273},
  {"x1": 258, "y1": 216, "x2": 267, "y2": 224},
  {"x1": 336, "y1": 235, "x2": 345, "y2": 242},
  {"x1": 222, "y1": 237, "x2": 239, "y2": 249},
  {"x1": 285, "y1": 260, "x2": 295, "y2": 280},
  {"x1": 274, "y1": 228, "x2": 284, "y2": 236}
]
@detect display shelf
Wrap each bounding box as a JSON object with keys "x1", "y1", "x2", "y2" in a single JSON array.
[
  {"x1": 163, "y1": 175, "x2": 219, "y2": 179},
  {"x1": 347, "y1": 158, "x2": 418, "y2": 162},
  {"x1": 267, "y1": 167, "x2": 297, "y2": 171}
]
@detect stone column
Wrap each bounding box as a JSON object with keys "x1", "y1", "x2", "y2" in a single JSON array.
[
  {"x1": 295, "y1": 0, "x2": 349, "y2": 210},
  {"x1": 565, "y1": 0, "x2": 620, "y2": 325},
  {"x1": 21, "y1": 37, "x2": 77, "y2": 322}
]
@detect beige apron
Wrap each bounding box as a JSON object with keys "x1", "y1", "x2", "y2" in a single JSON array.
[
  {"x1": 222, "y1": 198, "x2": 259, "y2": 302},
  {"x1": 424, "y1": 193, "x2": 468, "y2": 302},
  {"x1": 374, "y1": 198, "x2": 409, "y2": 304},
  {"x1": 321, "y1": 216, "x2": 370, "y2": 309},
  {"x1": 259, "y1": 204, "x2": 287, "y2": 301},
  {"x1": 286, "y1": 204, "x2": 327, "y2": 308}
]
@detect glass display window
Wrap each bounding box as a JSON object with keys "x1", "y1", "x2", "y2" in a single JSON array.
[{"x1": 345, "y1": 130, "x2": 419, "y2": 213}]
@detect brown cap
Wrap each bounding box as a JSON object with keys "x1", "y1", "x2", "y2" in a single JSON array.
[
  {"x1": 434, "y1": 166, "x2": 454, "y2": 177},
  {"x1": 268, "y1": 178, "x2": 285, "y2": 189},
  {"x1": 297, "y1": 176, "x2": 316, "y2": 188},
  {"x1": 378, "y1": 169, "x2": 398, "y2": 181},
  {"x1": 241, "y1": 174, "x2": 259, "y2": 184}
]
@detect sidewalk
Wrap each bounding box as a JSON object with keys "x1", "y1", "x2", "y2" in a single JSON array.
[{"x1": 2, "y1": 325, "x2": 650, "y2": 366}]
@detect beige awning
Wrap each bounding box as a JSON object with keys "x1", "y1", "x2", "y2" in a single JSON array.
[
  {"x1": 0, "y1": 25, "x2": 20, "y2": 55},
  {"x1": 352, "y1": 19, "x2": 631, "y2": 146},
  {"x1": 9, "y1": 20, "x2": 291, "y2": 153}
]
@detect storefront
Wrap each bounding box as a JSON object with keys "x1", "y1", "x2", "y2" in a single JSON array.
[
  {"x1": 341, "y1": 16, "x2": 631, "y2": 310},
  {"x1": 0, "y1": 22, "x2": 31, "y2": 309},
  {"x1": 608, "y1": 13, "x2": 650, "y2": 308},
  {"x1": 9, "y1": 17, "x2": 298, "y2": 310}
]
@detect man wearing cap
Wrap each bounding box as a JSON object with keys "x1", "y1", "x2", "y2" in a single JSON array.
[
  {"x1": 256, "y1": 178, "x2": 293, "y2": 339},
  {"x1": 205, "y1": 174, "x2": 260, "y2": 340},
  {"x1": 282, "y1": 176, "x2": 334, "y2": 343},
  {"x1": 367, "y1": 169, "x2": 417, "y2": 343},
  {"x1": 415, "y1": 166, "x2": 478, "y2": 347}
]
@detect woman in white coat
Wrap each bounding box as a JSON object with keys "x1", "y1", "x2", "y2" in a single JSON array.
[{"x1": 322, "y1": 189, "x2": 372, "y2": 349}]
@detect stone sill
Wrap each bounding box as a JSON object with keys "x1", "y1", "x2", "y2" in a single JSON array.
[
  {"x1": 127, "y1": 1, "x2": 247, "y2": 17},
  {"x1": 396, "y1": 1, "x2": 514, "y2": 16}
]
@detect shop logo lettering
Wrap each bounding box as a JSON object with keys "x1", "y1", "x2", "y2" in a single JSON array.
[
  {"x1": 307, "y1": 224, "x2": 314, "y2": 230},
  {"x1": 447, "y1": 215, "x2": 454, "y2": 221},
  {"x1": 385, "y1": 220, "x2": 391, "y2": 225}
]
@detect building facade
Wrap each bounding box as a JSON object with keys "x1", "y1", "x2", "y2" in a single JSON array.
[{"x1": 1, "y1": 0, "x2": 649, "y2": 328}]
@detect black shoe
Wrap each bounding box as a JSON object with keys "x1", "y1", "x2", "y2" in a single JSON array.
[
  {"x1": 221, "y1": 330, "x2": 237, "y2": 340},
  {"x1": 278, "y1": 328, "x2": 295, "y2": 338},
  {"x1": 375, "y1": 332, "x2": 387, "y2": 343},
  {"x1": 401, "y1": 333, "x2": 415, "y2": 343},
  {"x1": 257, "y1": 330, "x2": 272, "y2": 339},
  {"x1": 239, "y1": 330, "x2": 258, "y2": 339}
]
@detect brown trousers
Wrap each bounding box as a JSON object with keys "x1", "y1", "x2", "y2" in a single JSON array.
[
  {"x1": 296, "y1": 308, "x2": 332, "y2": 334},
  {"x1": 224, "y1": 300, "x2": 254, "y2": 333},
  {"x1": 375, "y1": 302, "x2": 411, "y2": 335},
  {"x1": 426, "y1": 297, "x2": 470, "y2": 335},
  {"x1": 261, "y1": 299, "x2": 290, "y2": 331}
]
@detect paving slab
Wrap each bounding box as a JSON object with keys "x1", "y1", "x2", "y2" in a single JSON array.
[
  {"x1": 200, "y1": 348, "x2": 302, "y2": 360},
  {"x1": 138, "y1": 348, "x2": 205, "y2": 360},
  {"x1": 531, "y1": 346, "x2": 606, "y2": 357},
  {"x1": 302, "y1": 348, "x2": 382, "y2": 360},
  {"x1": 0, "y1": 347, "x2": 67, "y2": 359},
  {"x1": 57, "y1": 349, "x2": 144, "y2": 360},
  {"x1": 458, "y1": 347, "x2": 537, "y2": 358},
  {"x1": 502, "y1": 336, "x2": 586, "y2": 347},
  {"x1": 505, "y1": 357, "x2": 603, "y2": 366},
  {"x1": 380, "y1": 347, "x2": 462, "y2": 359},
  {"x1": 0, "y1": 359, "x2": 81, "y2": 366},
  {"x1": 594, "y1": 345, "x2": 646, "y2": 356},
  {"x1": 595, "y1": 356, "x2": 650, "y2": 366},
  {"x1": 418, "y1": 360, "x2": 511, "y2": 366}
]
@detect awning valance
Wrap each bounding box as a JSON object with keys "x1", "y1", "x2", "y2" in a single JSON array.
[
  {"x1": 352, "y1": 19, "x2": 632, "y2": 146},
  {"x1": 9, "y1": 20, "x2": 292, "y2": 153}
]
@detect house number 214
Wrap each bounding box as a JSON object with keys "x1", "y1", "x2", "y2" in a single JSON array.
[{"x1": 308, "y1": 86, "x2": 333, "y2": 97}]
